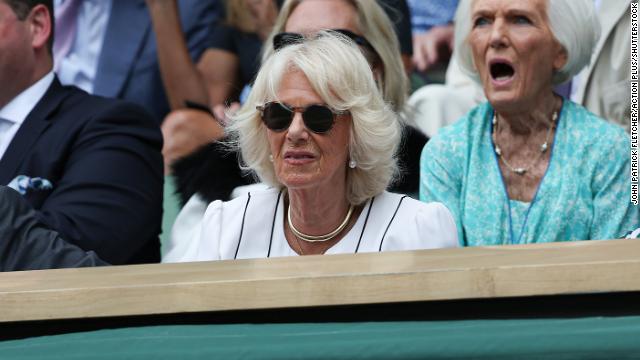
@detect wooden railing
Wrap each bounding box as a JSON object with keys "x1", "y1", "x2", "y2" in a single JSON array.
[{"x1": 0, "y1": 239, "x2": 639, "y2": 323}]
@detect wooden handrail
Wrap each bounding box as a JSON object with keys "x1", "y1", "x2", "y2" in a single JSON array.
[{"x1": 0, "y1": 239, "x2": 639, "y2": 323}]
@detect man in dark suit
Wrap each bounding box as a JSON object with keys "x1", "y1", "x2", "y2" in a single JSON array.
[
  {"x1": 0, "y1": 0, "x2": 163, "y2": 265},
  {"x1": 0, "y1": 186, "x2": 107, "y2": 271}
]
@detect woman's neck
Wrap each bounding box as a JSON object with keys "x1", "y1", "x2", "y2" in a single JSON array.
[
  {"x1": 491, "y1": 91, "x2": 562, "y2": 202},
  {"x1": 287, "y1": 185, "x2": 351, "y2": 236},
  {"x1": 494, "y1": 93, "x2": 561, "y2": 137}
]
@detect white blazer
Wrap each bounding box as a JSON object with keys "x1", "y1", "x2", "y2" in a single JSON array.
[{"x1": 164, "y1": 189, "x2": 459, "y2": 262}]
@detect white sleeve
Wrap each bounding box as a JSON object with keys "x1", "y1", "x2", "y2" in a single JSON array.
[
  {"x1": 162, "y1": 194, "x2": 222, "y2": 263},
  {"x1": 415, "y1": 202, "x2": 459, "y2": 249},
  {"x1": 194, "y1": 200, "x2": 224, "y2": 261}
]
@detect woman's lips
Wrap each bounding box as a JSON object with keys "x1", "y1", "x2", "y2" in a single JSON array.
[{"x1": 283, "y1": 150, "x2": 316, "y2": 165}]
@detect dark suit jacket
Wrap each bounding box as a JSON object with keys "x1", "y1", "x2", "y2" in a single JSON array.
[
  {"x1": 93, "y1": 0, "x2": 221, "y2": 123},
  {"x1": 0, "y1": 186, "x2": 107, "y2": 272},
  {"x1": 0, "y1": 78, "x2": 163, "y2": 265}
]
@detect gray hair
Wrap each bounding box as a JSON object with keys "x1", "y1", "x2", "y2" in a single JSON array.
[
  {"x1": 262, "y1": 0, "x2": 408, "y2": 114},
  {"x1": 454, "y1": 0, "x2": 601, "y2": 85},
  {"x1": 229, "y1": 32, "x2": 401, "y2": 205}
]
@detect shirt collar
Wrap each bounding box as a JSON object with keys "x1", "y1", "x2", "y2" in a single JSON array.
[{"x1": 0, "y1": 72, "x2": 55, "y2": 125}]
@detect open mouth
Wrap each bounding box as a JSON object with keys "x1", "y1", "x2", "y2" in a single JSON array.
[{"x1": 490, "y1": 61, "x2": 515, "y2": 82}]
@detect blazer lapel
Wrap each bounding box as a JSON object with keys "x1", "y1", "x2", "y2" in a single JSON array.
[
  {"x1": 0, "y1": 79, "x2": 67, "y2": 185},
  {"x1": 93, "y1": 0, "x2": 150, "y2": 98}
]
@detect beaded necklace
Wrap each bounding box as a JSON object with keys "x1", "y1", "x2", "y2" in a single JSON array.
[{"x1": 492, "y1": 110, "x2": 558, "y2": 175}]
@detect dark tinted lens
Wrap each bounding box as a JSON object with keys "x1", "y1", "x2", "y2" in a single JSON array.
[
  {"x1": 263, "y1": 102, "x2": 293, "y2": 131},
  {"x1": 273, "y1": 32, "x2": 304, "y2": 51},
  {"x1": 303, "y1": 105, "x2": 335, "y2": 133},
  {"x1": 332, "y1": 29, "x2": 375, "y2": 52}
]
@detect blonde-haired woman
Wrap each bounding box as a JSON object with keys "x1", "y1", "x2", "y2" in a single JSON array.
[{"x1": 164, "y1": 33, "x2": 457, "y2": 261}]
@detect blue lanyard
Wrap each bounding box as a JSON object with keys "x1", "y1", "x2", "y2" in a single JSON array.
[
  {"x1": 489, "y1": 105, "x2": 562, "y2": 244},
  {"x1": 505, "y1": 199, "x2": 536, "y2": 245}
]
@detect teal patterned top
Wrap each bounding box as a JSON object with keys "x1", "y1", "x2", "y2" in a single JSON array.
[{"x1": 420, "y1": 100, "x2": 638, "y2": 246}]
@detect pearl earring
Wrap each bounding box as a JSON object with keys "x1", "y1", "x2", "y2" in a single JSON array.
[
  {"x1": 269, "y1": 155, "x2": 274, "y2": 162},
  {"x1": 349, "y1": 159, "x2": 357, "y2": 169}
]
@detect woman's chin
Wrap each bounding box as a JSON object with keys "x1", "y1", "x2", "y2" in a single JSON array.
[
  {"x1": 486, "y1": 91, "x2": 525, "y2": 111},
  {"x1": 278, "y1": 174, "x2": 320, "y2": 190}
]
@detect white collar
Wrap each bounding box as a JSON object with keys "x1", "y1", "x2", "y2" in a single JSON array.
[{"x1": 0, "y1": 72, "x2": 55, "y2": 125}]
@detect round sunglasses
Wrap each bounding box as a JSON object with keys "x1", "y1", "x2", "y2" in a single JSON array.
[{"x1": 256, "y1": 102, "x2": 348, "y2": 134}]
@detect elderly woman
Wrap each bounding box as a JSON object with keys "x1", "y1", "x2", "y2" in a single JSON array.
[
  {"x1": 420, "y1": 0, "x2": 638, "y2": 246},
  {"x1": 164, "y1": 33, "x2": 457, "y2": 261}
]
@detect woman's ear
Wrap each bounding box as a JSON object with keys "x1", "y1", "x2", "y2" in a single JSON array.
[{"x1": 553, "y1": 45, "x2": 569, "y2": 72}]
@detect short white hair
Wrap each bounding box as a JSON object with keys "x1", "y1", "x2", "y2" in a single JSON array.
[
  {"x1": 229, "y1": 32, "x2": 401, "y2": 205},
  {"x1": 454, "y1": 0, "x2": 601, "y2": 85}
]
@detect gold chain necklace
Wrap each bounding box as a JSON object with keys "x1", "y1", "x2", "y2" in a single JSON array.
[
  {"x1": 492, "y1": 110, "x2": 558, "y2": 175},
  {"x1": 287, "y1": 203, "x2": 354, "y2": 243}
]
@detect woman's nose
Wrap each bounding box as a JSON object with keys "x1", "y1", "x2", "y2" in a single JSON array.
[
  {"x1": 489, "y1": 20, "x2": 508, "y2": 48},
  {"x1": 286, "y1": 112, "x2": 309, "y2": 142}
]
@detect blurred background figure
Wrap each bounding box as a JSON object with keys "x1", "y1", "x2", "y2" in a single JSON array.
[
  {"x1": 420, "y1": 0, "x2": 637, "y2": 246},
  {"x1": 148, "y1": 0, "x2": 279, "y2": 171},
  {"x1": 53, "y1": 0, "x2": 220, "y2": 123},
  {"x1": 571, "y1": 0, "x2": 630, "y2": 131},
  {"x1": 407, "y1": 0, "x2": 458, "y2": 76}
]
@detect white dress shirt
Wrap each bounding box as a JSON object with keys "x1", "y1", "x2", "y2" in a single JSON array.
[
  {"x1": 0, "y1": 72, "x2": 55, "y2": 161},
  {"x1": 54, "y1": 0, "x2": 112, "y2": 94}
]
